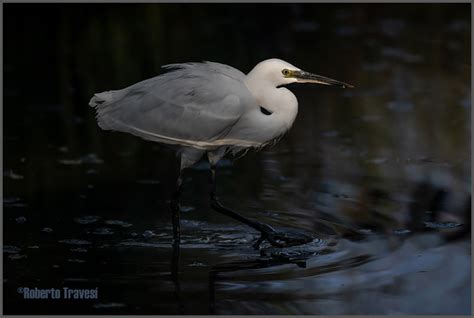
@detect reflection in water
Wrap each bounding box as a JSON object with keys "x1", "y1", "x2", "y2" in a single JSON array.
[
  {"x1": 171, "y1": 242, "x2": 184, "y2": 314},
  {"x1": 209, "y1": 257, "x2": 309, "y2": 314},
  {"x1": 3, "y1": 3, "x2": 471, "y2": 315}
]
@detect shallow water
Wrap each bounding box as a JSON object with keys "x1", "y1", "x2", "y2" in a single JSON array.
[{"x1": 3, "y1": 3, "x2": 471, "y2": 315}]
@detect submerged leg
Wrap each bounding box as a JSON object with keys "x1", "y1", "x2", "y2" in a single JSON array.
[{"x1": 208, "y1": 162, "x2": 314, "y2": 248}]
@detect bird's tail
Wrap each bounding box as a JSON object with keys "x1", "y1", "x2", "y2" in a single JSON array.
[
  {"x1": 89, "y1": 91, "x2": 115, "y2": 108},
  {"x1": 89, "y1": 90, "x2": 123, "y2": 131}
]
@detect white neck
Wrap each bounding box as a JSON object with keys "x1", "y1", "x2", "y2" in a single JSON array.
[{"x1": 244, "y1": 73, "x2": 299, "y2": 130}]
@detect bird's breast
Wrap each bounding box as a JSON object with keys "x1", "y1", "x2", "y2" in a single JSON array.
[
  {"x1": 223, "y1": 105, "x2": 296, "y2": 148},
  {"x1": 217, "y1": 84, "x2": 298, "y2": 149}
]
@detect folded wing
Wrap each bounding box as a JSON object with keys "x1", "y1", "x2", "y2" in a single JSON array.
[{"x1": 89, "y1": 62, "x2": 256, "y2": 149}]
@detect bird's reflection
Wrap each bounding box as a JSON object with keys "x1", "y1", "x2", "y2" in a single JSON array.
[
  {"x1": 208, "y1": 256, "x2": 309, "y2": 314},
  {"x1": 171, "y1": 242, "x2": 184, "y2": 314}
]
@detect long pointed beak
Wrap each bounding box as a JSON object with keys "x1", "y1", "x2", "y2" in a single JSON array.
[{"x1": 294, "y1": 70, "x2": 354, "y2": 88}]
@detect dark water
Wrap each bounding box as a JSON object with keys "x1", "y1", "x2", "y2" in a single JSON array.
[{"x1": 3, "y1": 3, "x2": 471, "y2": 315}]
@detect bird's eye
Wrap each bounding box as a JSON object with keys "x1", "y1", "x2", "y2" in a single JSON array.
[{"x1": 282, "y1": 69, "x2": 290, "y2": 77}]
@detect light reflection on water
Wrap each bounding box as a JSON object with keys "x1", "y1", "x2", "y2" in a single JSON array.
[{"x1": 3, "y1": 3, "x2": 471, "y2": 315}]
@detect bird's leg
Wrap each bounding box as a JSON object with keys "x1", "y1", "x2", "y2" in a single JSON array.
[
  {"x1": 170, "y1": 171, "x2": 184, "y2": 243},
  {"x1": 209, "y1": 164, "x2": 271, "y2": 230},
  {"x1": 208, "y1": 165, "x2": 313, "y2": 248}
]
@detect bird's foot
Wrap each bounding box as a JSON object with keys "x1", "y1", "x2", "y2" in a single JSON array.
[
  {"x1": 253, "y1": 225, "x2": 315, "y2": 249},
  {"x1": 209, "y1": 196, "x2": 314, "y2": 249}
]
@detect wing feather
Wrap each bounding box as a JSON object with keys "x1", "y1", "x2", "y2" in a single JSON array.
[{"x1": 90, "y1": 62, "x2": 256, "y2": 149}]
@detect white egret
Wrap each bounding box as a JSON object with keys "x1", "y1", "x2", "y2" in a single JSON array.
[{"x1": 89, "y1": 58, "x2": 353, "y2": 248}]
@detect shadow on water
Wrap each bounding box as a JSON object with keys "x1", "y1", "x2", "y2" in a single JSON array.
[{"x1": 3, "y1": 3, "x2": 471, "y2": 315}]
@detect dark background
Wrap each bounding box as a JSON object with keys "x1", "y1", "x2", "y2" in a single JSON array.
[{"x1": 3, "y1": 3, "x2": 471, "y2": 315}]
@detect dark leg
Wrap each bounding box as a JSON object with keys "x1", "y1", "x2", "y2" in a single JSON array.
[
  {"x1": 209, "y1": 164, "x2": 267, "y2": 229},
  {"x1": 170, "y1": 171, "x2": 184, "y2": 243},
  {"x1": 208, "y1": 165, "x2": 314, "y2": 248}
]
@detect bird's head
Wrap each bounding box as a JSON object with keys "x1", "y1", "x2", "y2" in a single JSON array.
[{"x1": 248, "y1": 58, "x2": 354, "y2": 89}]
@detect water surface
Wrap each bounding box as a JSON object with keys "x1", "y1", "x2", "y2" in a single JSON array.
[{"x1": 3, "y1": 3, "x2": 471, "y2": 315}]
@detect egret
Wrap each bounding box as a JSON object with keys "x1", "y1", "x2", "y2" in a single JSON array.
[{"x1": 89, "y1": 58, "x2": 353, "y2": 248}]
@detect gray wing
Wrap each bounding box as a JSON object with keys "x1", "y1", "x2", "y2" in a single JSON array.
[{"x1": 89, "y1": 62, "x2": 256, "y2": 149}]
